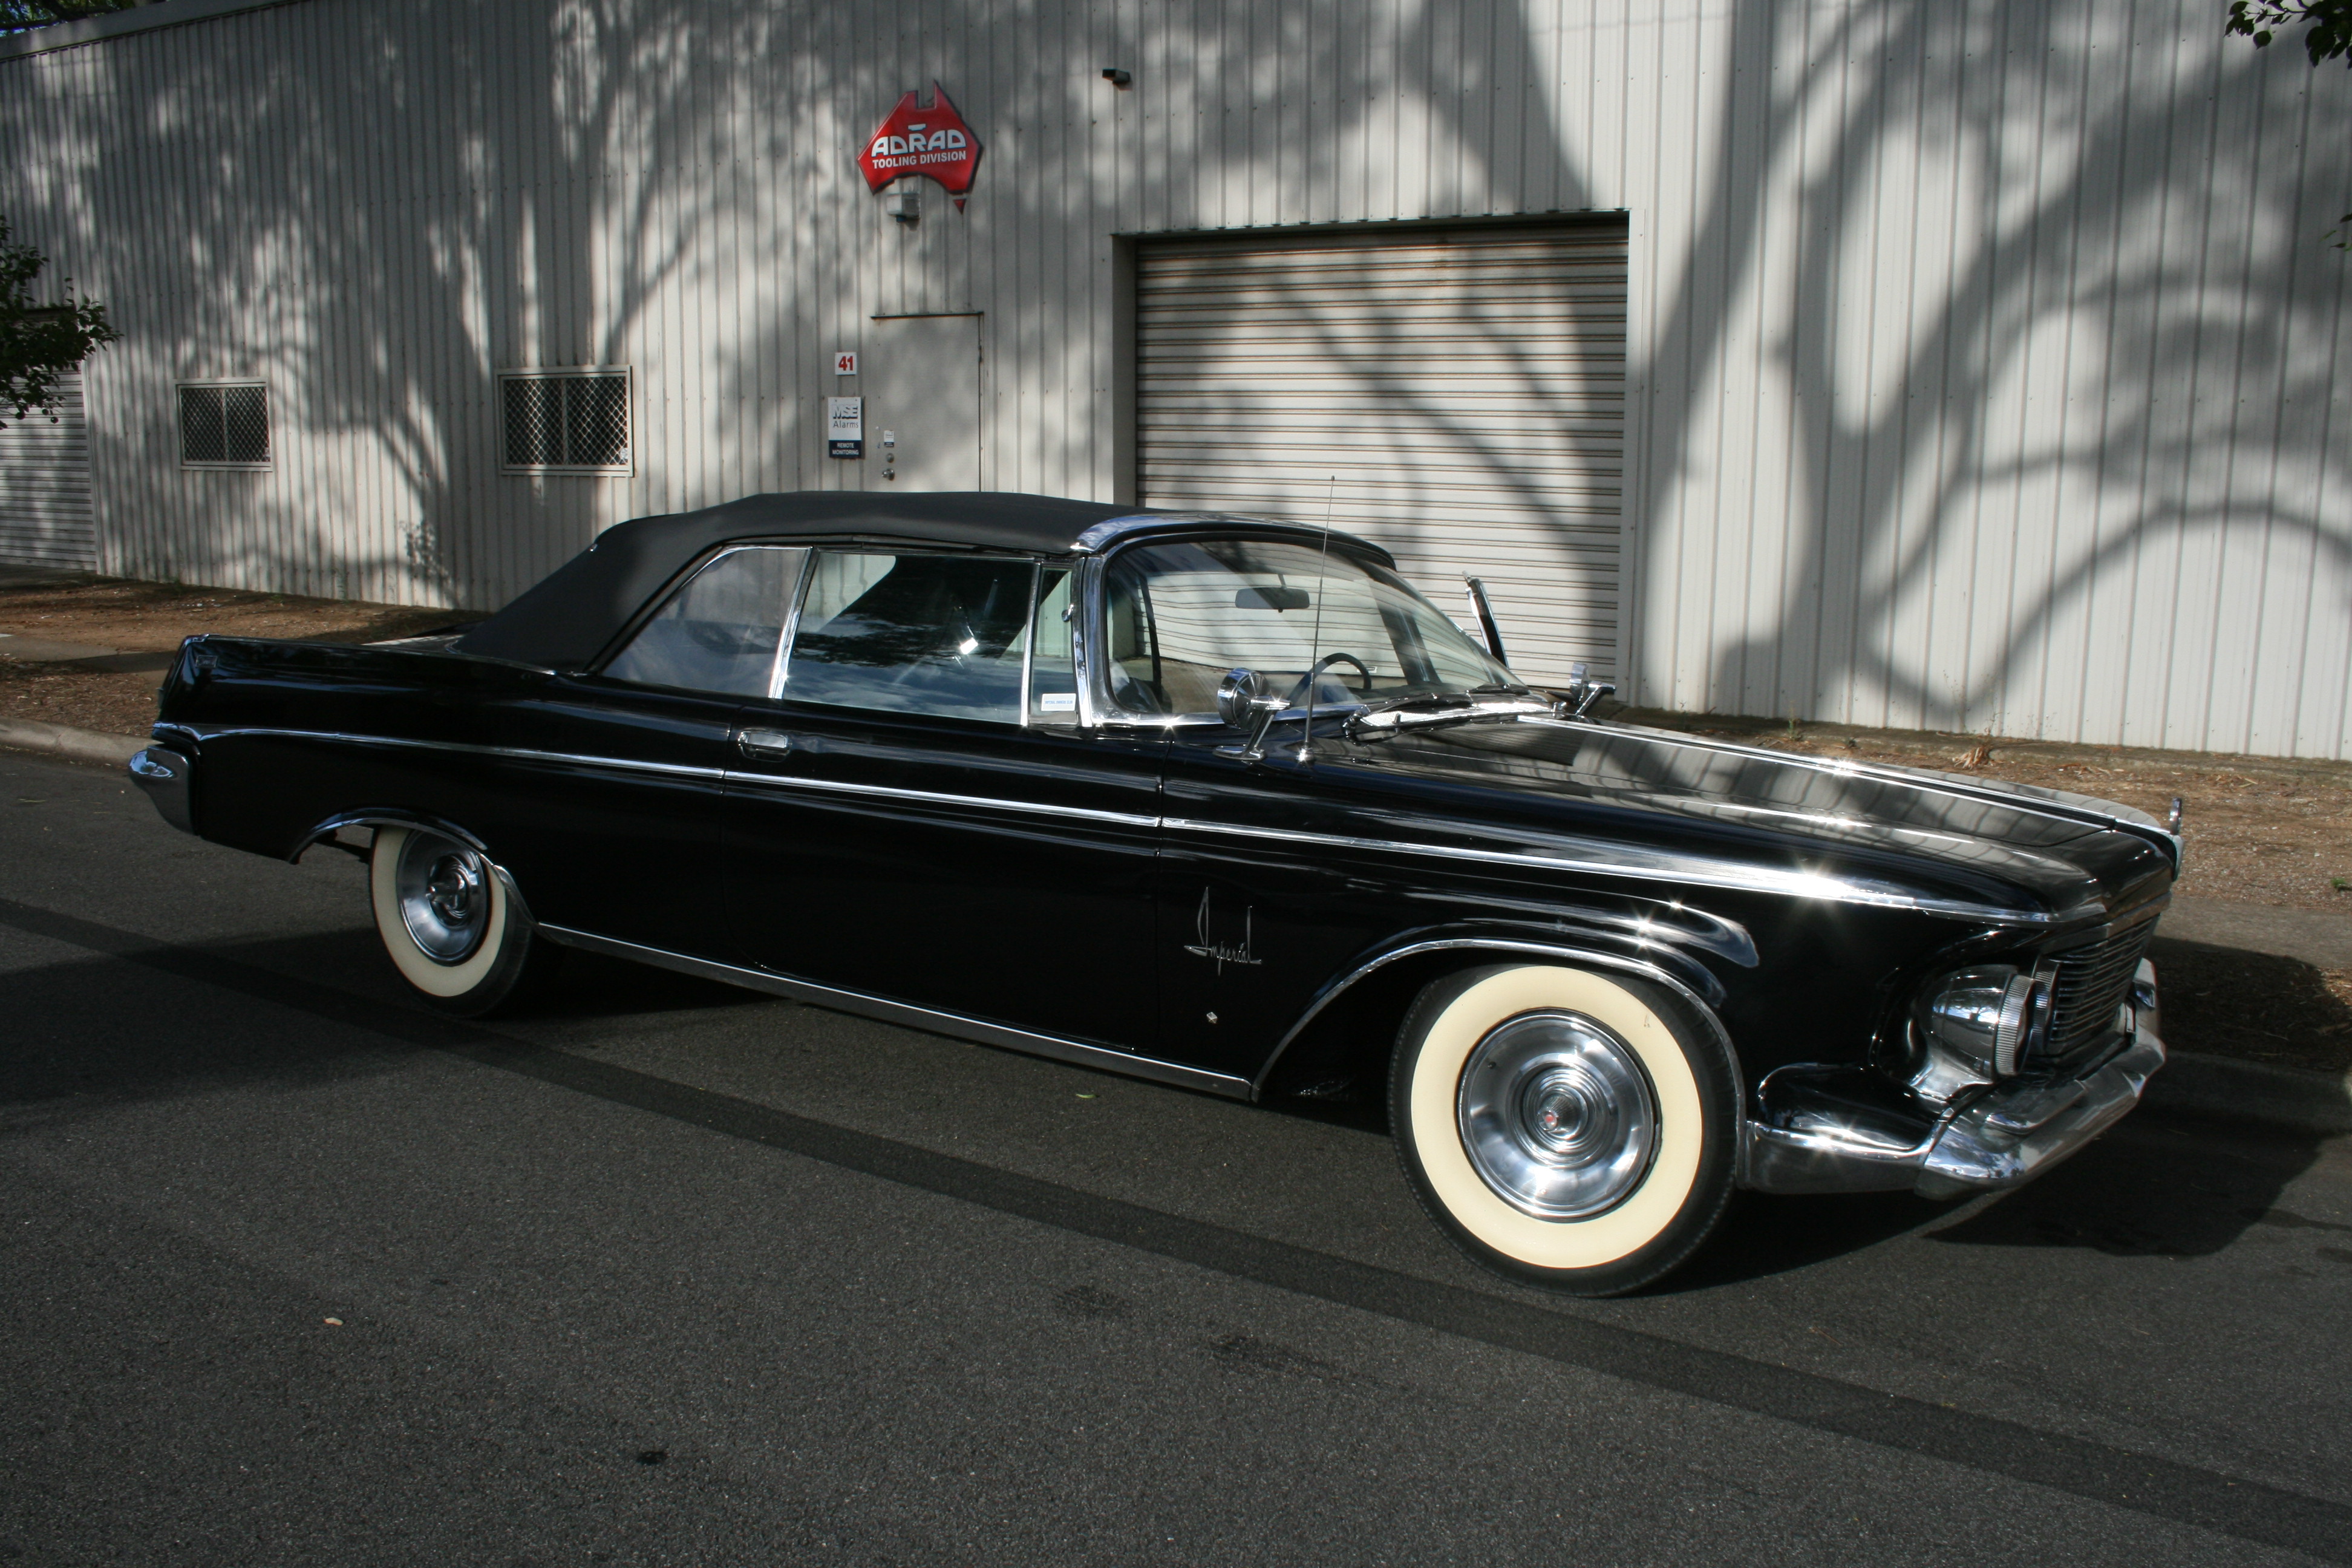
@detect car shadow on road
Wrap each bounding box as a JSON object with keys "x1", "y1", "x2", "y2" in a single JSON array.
[
  {"x1": 1653, "y1": 1111, "x2": 2328, "y2": 1292},
  {"x1": 0, "y1": 926, "x2": 763, "y2": 1116},
  {"x1": 1916, "y1": 1110, "x2": 2331, "y2": 1257}
]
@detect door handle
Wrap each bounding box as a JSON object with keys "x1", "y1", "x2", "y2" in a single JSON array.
[{"x1": 736, "y1": 727, "x2": 797, "y2": 759}]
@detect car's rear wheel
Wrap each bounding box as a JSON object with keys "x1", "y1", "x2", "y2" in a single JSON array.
[
  {"x1": 368, "y1": 825, "x2": 559, "y2": 1016},
  {"x1": 1391, "y1": 963, "x2": 1737, "y2": 1296}
]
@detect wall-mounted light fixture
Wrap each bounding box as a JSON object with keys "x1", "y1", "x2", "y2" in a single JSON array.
[
  {"x1": 1102, "y1": 67, "x2": 1132, "y2": 88},
  {"x1": 882, "y1": 184, "x2": 920, "y2": 224}
]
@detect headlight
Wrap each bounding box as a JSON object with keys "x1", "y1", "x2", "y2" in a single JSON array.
[{"x1": 1909, "y1": 965, "x2": 2051, "y2": 1102}]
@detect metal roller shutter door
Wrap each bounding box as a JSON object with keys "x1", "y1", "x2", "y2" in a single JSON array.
[
  {"x1": 0, "y1": 368, "x2": 98, "y2": 570},
  {"x1": 1136, "y1": 223, "x2": 1627, "y2": 689}
]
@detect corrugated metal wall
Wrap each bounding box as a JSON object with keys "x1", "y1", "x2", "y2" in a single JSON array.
[{"x1": 0, "y1": 0, "x2": 2345, "y2": 758}]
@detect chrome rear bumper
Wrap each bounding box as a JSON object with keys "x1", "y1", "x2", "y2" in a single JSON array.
[
  {"x1": 128, "y1": 745, "x2": 195, "y2": 834},
  {"x1": 1743, "y1": 961, "x2": 2164, "y2": 1198}
]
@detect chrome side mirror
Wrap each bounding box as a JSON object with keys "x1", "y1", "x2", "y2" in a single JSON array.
[
  {"x1": 1215, "y1": 667, "x2": 1264, "y2": 728},
  {"x1": 1215, "y1": 667, "x2": 1287, "y2": 760}
]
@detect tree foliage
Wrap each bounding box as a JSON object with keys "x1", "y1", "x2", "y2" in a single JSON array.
[
  {"x1": 1, "y1": 218, "x2": 119, "y2": 426},
  {"x1": 0, "y1": 0, "x2": 144, "y2": 30},
  {"x1": 2225, "y1": 1, "x2": 2352, "y2": 65}
]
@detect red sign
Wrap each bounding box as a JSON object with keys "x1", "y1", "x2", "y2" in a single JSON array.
[{"x1": 858, "y1": 83, "x2": 983, "y2": 198}]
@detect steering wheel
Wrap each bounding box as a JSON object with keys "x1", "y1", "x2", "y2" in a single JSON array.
[{"x1": 1284, "y1": 651, "x2": 1373, "y2": 708}]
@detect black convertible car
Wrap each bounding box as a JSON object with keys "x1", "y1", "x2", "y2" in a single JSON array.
[{"x1": 128, "y1": 492, "x2": 2175, "y2": 1295}]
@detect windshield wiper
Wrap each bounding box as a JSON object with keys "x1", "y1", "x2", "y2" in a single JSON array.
[{"x1": 1347, "y1": 689, "x2": 1553, "y2": 736}]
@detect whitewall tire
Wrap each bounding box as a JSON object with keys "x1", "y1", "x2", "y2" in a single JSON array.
[
  {"x1": 1391, "y1": 963, "x2": 1737, "y2": 1296},
  {"x1": 368, "y1": 825, "x2": 558, "y2": 1016}
]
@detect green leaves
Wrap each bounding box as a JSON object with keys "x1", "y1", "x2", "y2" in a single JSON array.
[
  {"x1": 0, "y1": 217, "x2": 119, "y2": 427},
  {"x1": 2225, "y1": 1, "x2": 2352, "y2": 67}
]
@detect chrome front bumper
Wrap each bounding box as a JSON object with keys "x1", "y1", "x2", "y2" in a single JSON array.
[{"x1": 1743, "y1": 961, "x2": 2165, "y2": 1198}]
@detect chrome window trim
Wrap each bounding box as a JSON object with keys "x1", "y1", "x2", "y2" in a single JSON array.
[
  {"x1": 1253, "y1": 936, "x2": 1742, "y2": 1102},
  {"x1": 187, "y1": 726, "x2": 2077, "y2": 925},
  {"x1": 1069, "y1": 512, "x2": 1396, "y2": 566},
  {"x1": 765, "y1": 546, "x2": 816, "y2": 701},
  {"x1": 1017, "y1": 561, "x2": 1042, "y2": 729},
  {"x1": 535, "y1": 923, "x2": 1251, "y2": 1100}
]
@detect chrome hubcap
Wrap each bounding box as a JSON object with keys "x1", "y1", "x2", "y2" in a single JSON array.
[
  {"x1": 393, "y1": 830, "x2": 488, "y2": 964},
  {"x1": 1457, "y1": 1011, "x2": 1658, "y2": 1220}
]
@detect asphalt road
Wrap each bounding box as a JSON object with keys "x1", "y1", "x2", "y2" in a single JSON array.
[{"x1": 4, "y1": 750, "x2": 2350, "y2": 1567}]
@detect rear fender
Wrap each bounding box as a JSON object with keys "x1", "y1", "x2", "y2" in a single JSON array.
[{"x1": 291, "y1": 809, "x2": 534, "y2": 927}]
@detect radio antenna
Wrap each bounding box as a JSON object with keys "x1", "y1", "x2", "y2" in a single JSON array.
[{"x1": 1296, "y1": 475, "x2": 1336, "y2": 765}]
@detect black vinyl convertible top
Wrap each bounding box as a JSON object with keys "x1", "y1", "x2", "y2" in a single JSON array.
[
  {"x1": 452, "y1": 490, "x2": 1390, "y2": 670},
  {"x1": 453, "y1": 492, "x2": 1125, "y2": 669}
]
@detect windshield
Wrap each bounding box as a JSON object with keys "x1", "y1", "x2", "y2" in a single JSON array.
[{"x1": 1102, "y1": 538, "x2": 1524, "y2": 717}]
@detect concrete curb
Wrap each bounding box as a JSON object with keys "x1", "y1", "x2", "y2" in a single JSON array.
[
  {"x1": 2146, "y1": 1050, "x2": 2352, "y2": 1136},
  {"x1": 0, "y1": 717, "x2": 145, "y2": 766}
]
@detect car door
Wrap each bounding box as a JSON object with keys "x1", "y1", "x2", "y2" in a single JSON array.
[
  {"x1": 723, "y1": 550, "x2": 1165, "y2": 1050},
  {"x1": 1095, "y1": 535, "x2": 1523, "y2": 1083},
  {"x1": 482, "y1": 543, "x2": 802, "y2": 958}
]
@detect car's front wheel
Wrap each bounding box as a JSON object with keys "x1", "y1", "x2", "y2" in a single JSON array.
[
  {"x1": 368, "y1": 825, "x2": 559, "y2": 1016},
  {"x1": 1391, "y1": 963, "x2": 1737, "y2": 1296}
]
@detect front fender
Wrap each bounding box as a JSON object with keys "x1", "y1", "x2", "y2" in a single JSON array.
[{"x1": 1251, "y1": 918, "x2": 1745, "y2": 1102}]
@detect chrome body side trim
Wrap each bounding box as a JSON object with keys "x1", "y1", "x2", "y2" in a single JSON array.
[
  {"x1": 1252, "y1": 936, "x2": 1742, "y2": 1102},
  {"x1": 183, "y1": 725, "x2": 731, "y2": 785},
  {"x1": 725, "y1": 767, "x2": 1160, "y2": 829},
  {"x1": 191, "y1": 726, "x2": 2075, "y2": 924},
  {"x1": 1164, "y1": 815, "x2": 2073, "y2": 927},
  {"x1": 1741, "y1": 959, "x2": 2165, "y2": 1197},
  {"x1": 536, "y1": 924, "x2": 1252, "y2": 1100},
  {"x1": 126, "y1": 746, "x2": 195, "y2": 834}
]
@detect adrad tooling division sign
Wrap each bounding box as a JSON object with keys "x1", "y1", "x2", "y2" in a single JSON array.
[{"x1": 858, "y1": 82, "x2": 984, "y2": 208}]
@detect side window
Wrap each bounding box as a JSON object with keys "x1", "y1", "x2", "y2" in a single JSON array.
[
  {"x1": 782, "y1": 551, "x2": 1037, "y2": 723},
  {"x1": 601, "y1": 546, "x2": 802, "y2": 696}
]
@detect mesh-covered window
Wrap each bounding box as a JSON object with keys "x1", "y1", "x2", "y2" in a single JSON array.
[
  {"x1": 177, "y1": 382, "x2": 270, "y2": 468},
  {"x1": 500, "y1": 368, "x2": 631, "y2": 473}
]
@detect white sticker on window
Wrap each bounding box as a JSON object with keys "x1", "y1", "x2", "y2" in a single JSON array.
[{"x1": 1037, "y1": 692, "x2": 1077, "y2": 713}]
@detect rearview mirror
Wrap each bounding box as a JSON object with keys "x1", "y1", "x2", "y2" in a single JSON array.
[{"x1": 1235, "y1": 585, "x2": 1312, "y2": 612}]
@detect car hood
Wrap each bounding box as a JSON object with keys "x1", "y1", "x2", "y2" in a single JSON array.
[{"x1": 1345, "y1": 716, "x2": 2177, "y2": 921}]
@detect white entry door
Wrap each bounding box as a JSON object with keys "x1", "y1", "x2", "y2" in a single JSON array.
[
  {"x1": 0, "y1": 368, "x2": 99, "y2": 570},
  {"x1": 863, "y1": 314, "x2": 981, "y2": 491}
]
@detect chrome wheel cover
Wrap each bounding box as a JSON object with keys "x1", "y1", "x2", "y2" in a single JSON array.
[
  {"x1": 1456, "y1": 1010, "x2": 1659, "y2": 1220},
  {"x1": 393, "y1": 829, "x2": 489, "y2": 964}
]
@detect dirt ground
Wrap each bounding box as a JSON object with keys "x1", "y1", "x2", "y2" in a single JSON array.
[
  {"x1": 0, "y1": 578, "x2": 466, "y2": 739},
  {"x1": 6, "y1": 576, "x2": 2345, "y2": 1074}
]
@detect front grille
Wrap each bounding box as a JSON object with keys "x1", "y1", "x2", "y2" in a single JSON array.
[{"x1": 2039, "y1": 919, "x2": 2158, "y2": 1062}]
